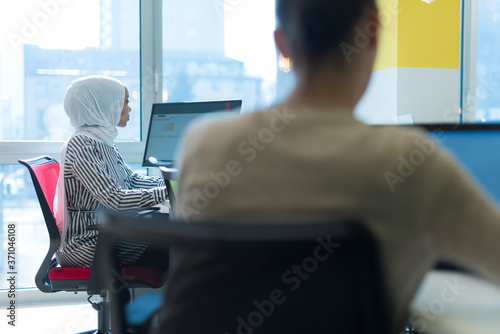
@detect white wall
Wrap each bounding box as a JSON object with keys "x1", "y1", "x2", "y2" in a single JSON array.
[{"x1": 355, "y1": 67, "x2": 460, "y2": 125}]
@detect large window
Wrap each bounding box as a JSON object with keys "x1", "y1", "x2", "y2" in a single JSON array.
[
  {"x1": 0, "y1": 0, "x2": 141, "y2": 291},
  {"x1": 0, "y1": 0, "x2": 141, "y2": 141}
]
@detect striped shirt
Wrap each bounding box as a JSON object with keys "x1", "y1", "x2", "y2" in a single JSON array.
[{"x1": 56, "y1": 135, "x2": 168, "y2": 267}]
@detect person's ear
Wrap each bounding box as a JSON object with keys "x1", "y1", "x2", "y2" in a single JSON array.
[
  {"x1": 366, "y1": 9, "x2": 380, "y2": 48},
  {"x1": 274, "y1": 28, "x2": 291, "y2": 58}
]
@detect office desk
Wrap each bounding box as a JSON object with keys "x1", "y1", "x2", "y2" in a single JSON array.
[{"x1": 410, "y1": 271, "x2": 500, "y2": 334}]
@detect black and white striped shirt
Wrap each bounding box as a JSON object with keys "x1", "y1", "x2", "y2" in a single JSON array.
[{"x1": 56, "y1": 135, "x2": 168, "y2": 267}]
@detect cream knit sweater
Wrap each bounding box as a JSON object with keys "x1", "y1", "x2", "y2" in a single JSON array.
[{"x1": 175, "y1": 102, "x2": 500, "y2": 332}]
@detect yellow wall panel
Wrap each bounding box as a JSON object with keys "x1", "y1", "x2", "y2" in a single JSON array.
[
  {"x1": 373, "y1": 0, "x2": 399, "y2": 71},
  {"x1": 398, "y1": 0, "x2": 461, "y2": 69}
]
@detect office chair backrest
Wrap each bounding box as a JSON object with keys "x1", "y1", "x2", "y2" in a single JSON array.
[
  {"x1": 99, "y1": 216, "x2": 391, "y2": 334},
  {"x1": 19, "y1": 156, "x2": 61, "y2": 292},
  {"x1": 161, "y1": 223, "x2": 389, "y2": 334},
  {"x1": 19, "y1": 155, "x2": 59, "y2": 228}
]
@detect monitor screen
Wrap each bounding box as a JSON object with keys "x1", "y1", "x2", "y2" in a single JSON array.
[
  {"x1": 142, "y1": 100, "x2": 242, "y2": 167},
  {"x1": 419, "y1": 124, "x2": 500, "y2": 204}
]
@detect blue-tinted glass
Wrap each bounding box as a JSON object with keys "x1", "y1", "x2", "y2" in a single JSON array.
[{"x1": 476, "y1": 0, "x2": 500, "y2": 123}]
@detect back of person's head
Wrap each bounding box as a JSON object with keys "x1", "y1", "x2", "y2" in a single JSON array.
[{"x1": 276, "y1": 0, "x2": 377, "y2": 65}]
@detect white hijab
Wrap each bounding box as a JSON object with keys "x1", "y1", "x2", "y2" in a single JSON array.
[{"x1": 55, "y1": 75, "x2": 126, "y2": 249}]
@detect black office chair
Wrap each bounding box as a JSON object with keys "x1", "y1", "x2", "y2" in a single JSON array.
[
  {"x1": 98, "y1": 214, "x2": 391, "y2": 334},
  {"x1": 19, "y1": 156, "x2": 166, "y2": 334}
]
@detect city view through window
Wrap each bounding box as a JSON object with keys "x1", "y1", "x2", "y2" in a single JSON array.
[{"x1": 475, "y1": 0, "x2": 500, "y2": 122}]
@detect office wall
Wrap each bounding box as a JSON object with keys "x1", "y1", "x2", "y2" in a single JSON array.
[{"x1": 356, "y1": 0, "x2": 462, "y2": 124}]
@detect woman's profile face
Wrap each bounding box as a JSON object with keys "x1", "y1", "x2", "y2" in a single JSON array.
[{"x1": 118, "y1": 87, "x2": 131, "y2": 127}]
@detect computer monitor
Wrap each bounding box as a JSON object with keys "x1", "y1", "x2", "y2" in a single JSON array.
[
  {"x1": 142, "y1": 100, "x2": 242, "y2": 167},
  {"x1": 417, "y1": 124, "x2": 500, "y2": 204}
]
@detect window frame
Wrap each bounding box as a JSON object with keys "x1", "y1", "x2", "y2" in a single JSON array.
[
  {"x1": 0, "y1": 0, "x2": 162, "y2": 306},
  {"x1": 461, "y1": 0, "x2": 478, "y2": 123}
]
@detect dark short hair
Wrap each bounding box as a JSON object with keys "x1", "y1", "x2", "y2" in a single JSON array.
[{"x1": 277, "y1": 0, "x2": 377, "y2": 63}]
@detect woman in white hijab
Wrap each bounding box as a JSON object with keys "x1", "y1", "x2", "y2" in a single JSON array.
[{"x1": 55, "y1": 75, "x2": 169, "y2": 268}]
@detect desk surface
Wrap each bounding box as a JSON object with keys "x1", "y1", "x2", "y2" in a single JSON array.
[{"x1": 410, "y1": 271, "x2": 500, "y2": 334}]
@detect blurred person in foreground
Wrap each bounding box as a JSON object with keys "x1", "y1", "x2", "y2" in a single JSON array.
[{"x1": 171, "y1": 0, "x2": 500, "y2": 332}]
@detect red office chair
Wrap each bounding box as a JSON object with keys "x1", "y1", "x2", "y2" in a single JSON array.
[{"x1": 19, "y1": 156, "x2": 166, "y2": 334}]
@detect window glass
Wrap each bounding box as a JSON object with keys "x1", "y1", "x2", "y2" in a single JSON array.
[
  {"x1": 162, "y1": 0, "x2": 279, "y2": 112},
  {"x1": 0, "y1": 164, "x2": 46, "y2": 290},
  {"x1": 475, "y1": 0, "x2": 500, "y2": 123},
  {"x1": 0, "y1": 0, "x2": 140, "y2": 141}
]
